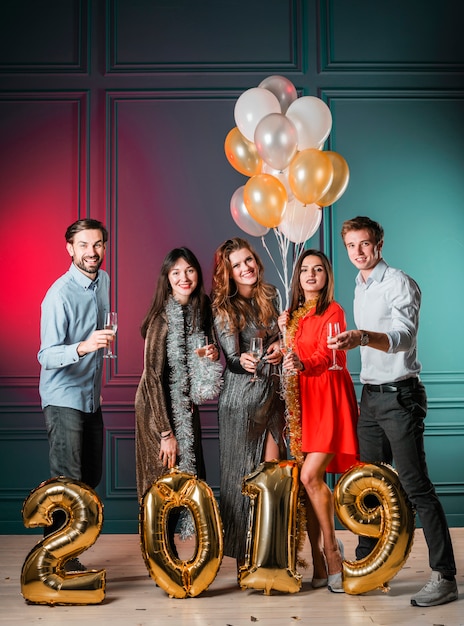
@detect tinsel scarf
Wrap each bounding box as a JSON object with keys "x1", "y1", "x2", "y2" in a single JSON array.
[
  {"x1": 165, "y1": 296, "x2": 223, "y2": 537},
  {"x1": 282, "y1": 296, "x2": 319, "y2": 566}
]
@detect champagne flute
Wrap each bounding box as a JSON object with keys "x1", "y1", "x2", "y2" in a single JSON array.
[
  {"x1": 104, "y1": 311, "x2": 118, "y2": 359},
  {"x1": 249, "y1": 336, "x2": 263, "y2": 382},
  {"x1": 195, "y1": 334, "x2": 208, "y2": 358},
  {"x1": 280, "y1": 332, "x2": 297, "y2": 376},
  {"x1": 327, "y1": 322, "x2": 342, "y2": 370}
]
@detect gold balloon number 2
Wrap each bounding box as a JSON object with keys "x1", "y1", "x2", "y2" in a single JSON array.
[{"x1": 21, "y1": 476, "x2": 105, "y2": 605}]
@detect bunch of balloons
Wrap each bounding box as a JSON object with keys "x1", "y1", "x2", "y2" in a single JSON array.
[{"x1": 224, "y1": 75, "x2": 350, "y2": 244}]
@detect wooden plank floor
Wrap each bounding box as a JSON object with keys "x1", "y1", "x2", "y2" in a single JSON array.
[{"x1": 1, "y1": 529, "x2": 462, "y2": 625}]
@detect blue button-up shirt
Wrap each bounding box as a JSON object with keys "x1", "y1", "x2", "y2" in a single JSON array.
[
  {"x1": 38, "y1": 262, "x2": 110, "y2": 412},
  {"x1": 354, "y1": 259, "x2": 422, "y2": 385}
]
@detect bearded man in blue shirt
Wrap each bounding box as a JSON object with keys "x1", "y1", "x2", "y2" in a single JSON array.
[
  {"x1": 38, "y1": 218, "x2": 115, "y2": 571},
  {"x1": 329, "y1": 216, "x2": 457, "y2": 607}
]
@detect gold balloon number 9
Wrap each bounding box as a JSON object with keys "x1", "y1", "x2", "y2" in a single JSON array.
[
  {"x1": 239, "y1": 460, "x2": 302, "y2": 595},
  {"x1": 334, "y1": 462, "x2": 415, "y2": 595},
  {"x1": 21, "y1": 476, "x2": 106, "y2": 605},
  {"x1": 140, "y1": 469, "x2": 223, "y2": 598}
]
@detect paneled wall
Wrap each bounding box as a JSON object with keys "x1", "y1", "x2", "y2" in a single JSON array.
[{"x1": 0, "y1": 0, "x2": 463, "y2": 533}]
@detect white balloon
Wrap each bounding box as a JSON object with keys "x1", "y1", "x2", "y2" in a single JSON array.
[
  {"x1": 286, "y1": 96, "x2": 332, "y2": 150},
  {"x1": 258, "y1": 75, "x2": 298, "y2": 114},
  {"x1": 234, "y1": 88, "x2": 281, "y2": 142},
  {"x1": 278, "y1": 200, "x2": 322, "y2": 244},
  {"x1": 230, "y1": 185, "x2": 269, "y2": 237}
]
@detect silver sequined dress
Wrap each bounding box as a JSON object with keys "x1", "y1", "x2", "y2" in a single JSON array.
[{"x1": 214, "y1": 296, "x2": 286, "y2": 561}]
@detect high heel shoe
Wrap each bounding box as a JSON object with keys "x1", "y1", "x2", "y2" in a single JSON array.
[
  {"x1": 311, "y1": 548, "x2": 328, "y2": 589},
  {"x1": 328, "y1": 538, "x2": 344, "y2": 594}
]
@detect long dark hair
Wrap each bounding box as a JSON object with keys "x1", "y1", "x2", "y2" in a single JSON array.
[
  {"x1": 288, "y1": 249, "x2": 334, "y2": 316},
  {"x1": 140, "y1": 247, "x2": 210, "y2": 338}
]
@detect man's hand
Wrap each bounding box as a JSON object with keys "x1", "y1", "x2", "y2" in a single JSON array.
[{"x1": 77, "y1": 330, "x2": 115, "y2": 356}]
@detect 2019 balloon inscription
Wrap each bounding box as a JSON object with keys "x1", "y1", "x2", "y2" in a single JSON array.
[
  {"x1": 22, "y1": 463, "x2": 414, "y2": 603},
  {"x1": 21, "y1": 476, "x2": 105, "y2": 605}
]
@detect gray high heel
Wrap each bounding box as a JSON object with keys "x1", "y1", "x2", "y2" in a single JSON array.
[{"x1": 328, "y1": 538, "x2": 344, "y2": 594}]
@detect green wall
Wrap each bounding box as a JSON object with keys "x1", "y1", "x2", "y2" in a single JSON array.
[{"x1": 0, "y1": 0, "x2": 463, "y2": 533}]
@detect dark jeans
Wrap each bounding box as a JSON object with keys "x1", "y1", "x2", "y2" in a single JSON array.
[
  {"x1": 356, "y1": 382, "x2": 456, "y2": 577},
  {"x1": 43, "y1": 405, "x2": 104, "y2": 537}
]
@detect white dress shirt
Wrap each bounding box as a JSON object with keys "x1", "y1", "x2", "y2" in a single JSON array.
[{"x1": 354, "y1": 259, "x2": 422, "y2": 384}]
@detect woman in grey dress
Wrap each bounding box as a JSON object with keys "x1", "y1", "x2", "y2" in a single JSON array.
[{"x1": 211, "y1": 237, "x2": 286, "y2": 564}]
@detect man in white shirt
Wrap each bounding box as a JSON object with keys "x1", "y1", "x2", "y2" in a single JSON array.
[{"x1": 331, "y1": 216, "x2": 457, "y2": 607}]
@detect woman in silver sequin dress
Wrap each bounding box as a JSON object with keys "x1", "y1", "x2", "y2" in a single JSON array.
[{"x1": 211, "y1": 237, "x2": 286, "y2": 564}]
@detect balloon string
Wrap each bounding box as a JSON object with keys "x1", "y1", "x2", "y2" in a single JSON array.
[
  {"x1": 260, "y1": 228, "x2": 308, "y2": 311},
  {"x1": 274, "y1": 229, "x2": 291, "y2": 308},
  {"x1": 260, "y1": 233, "x2": 288, "y2": 308}
]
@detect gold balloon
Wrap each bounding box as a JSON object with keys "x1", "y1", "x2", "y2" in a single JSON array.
[
  {"x1": 239, "y1": 460, "x2": 302, "y2": 595},
  {"x1": 243, "y1": 173, "x2": 287, "y2": 228},
  {"x1": 334, "y1": 463, "x2": 415, "y2": 595},
  {"x1": 140, "y1": 469, "x2": 223, "y2": 598},
  {"x1": 288, "y1": 148, "x2": 333, "y2": 205},
  {"x1": 224, "y1": 127, "x2": 262, "y2": 177},
  {"x1": 317, "y1": 151, "x2": 350, "y2": 207},
  {"x1": 21, "y1": 476, "x2": 106, "y2": 605}
]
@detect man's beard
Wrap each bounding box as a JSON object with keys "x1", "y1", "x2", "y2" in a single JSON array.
[{"x1": 75, "y1": 256, "x2": 102, "y2": 275}]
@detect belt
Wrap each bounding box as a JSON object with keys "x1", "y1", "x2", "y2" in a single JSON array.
[{"x1": 364, "y1": 377, "x2": 419, "y2": 393}]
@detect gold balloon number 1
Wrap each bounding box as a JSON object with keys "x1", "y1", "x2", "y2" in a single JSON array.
[
  {"x1": 21, "y1": 476, "x2": 106, "y2": 605},
  {"x1": 239, "y1": 460, "x2": 302, "y2": 595}
]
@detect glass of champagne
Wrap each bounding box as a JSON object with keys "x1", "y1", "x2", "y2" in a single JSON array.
[
  {"x1": 249, "y1": 336, "x2": 263, "y2": 382},
  {"x1": 104, "y1": 311, "x2": 118, "y2": 359},
  {"x1": 280, "y1": 332, "x2": 296, "y2": 376},
  {"x1": 195, "y1": 334, "x2": 208, "y2": 358},
  {"x1": 327, "y1": 322, "x2": 342, "y2": 370}
]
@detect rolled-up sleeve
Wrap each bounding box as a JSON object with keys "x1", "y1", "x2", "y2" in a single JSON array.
[{"x1": 386, "y1": 274, "x2": 421, "y2": 354}]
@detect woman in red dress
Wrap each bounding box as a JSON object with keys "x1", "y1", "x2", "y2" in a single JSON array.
[{"x1": 278, "y1": 249, "x2": 358, "y2": 593}]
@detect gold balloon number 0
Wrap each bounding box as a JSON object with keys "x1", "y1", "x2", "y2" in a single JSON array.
[
  {"x1": 140, "y1": 470, "x2": 223, "y2": 598},
  {"x1": 334, "y1": 463, "x2": 415, "y2": 595},
  {"x1": 239, "y1": 460, "x2": 302, "y2": 595},
  {"x1": 21, "y1": 476, "x2": 106, "y2": 605}
]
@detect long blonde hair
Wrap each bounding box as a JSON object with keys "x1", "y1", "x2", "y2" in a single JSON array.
[{"x1": 211, "y1": 237, "x2": 278, "y2": 332}]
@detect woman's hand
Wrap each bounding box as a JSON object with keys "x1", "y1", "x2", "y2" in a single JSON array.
[
  {"x1": 264, "y1": 340, "x2": 282, "y2": 365},
  {"x1": 204, "y1": 343, "x2": 219, "y2": 361},
  {"x1": 282, "y1": 350, "x2": 303, "y2": 373},
  {"x1": 159, "y1": 434, "x2": 178, "y2": 468},
  {"x1": 240, "y1": 352, "x2": 259, "y2": 373}
]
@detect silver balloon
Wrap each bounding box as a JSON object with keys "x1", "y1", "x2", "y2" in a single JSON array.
[
  {"x1": 259, "y1": 75, "x2": 298, "y2": 114},
  {"x1": 254, "y1": 113, "x2": 298, "y2": 172},
  {"x1": 230, "y1": 185, "x2": 269, "y2": 237}
]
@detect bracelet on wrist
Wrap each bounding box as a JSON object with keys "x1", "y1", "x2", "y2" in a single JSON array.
[{"x1": 160, "y1": 431, "x2": 173, "y2": 440}]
